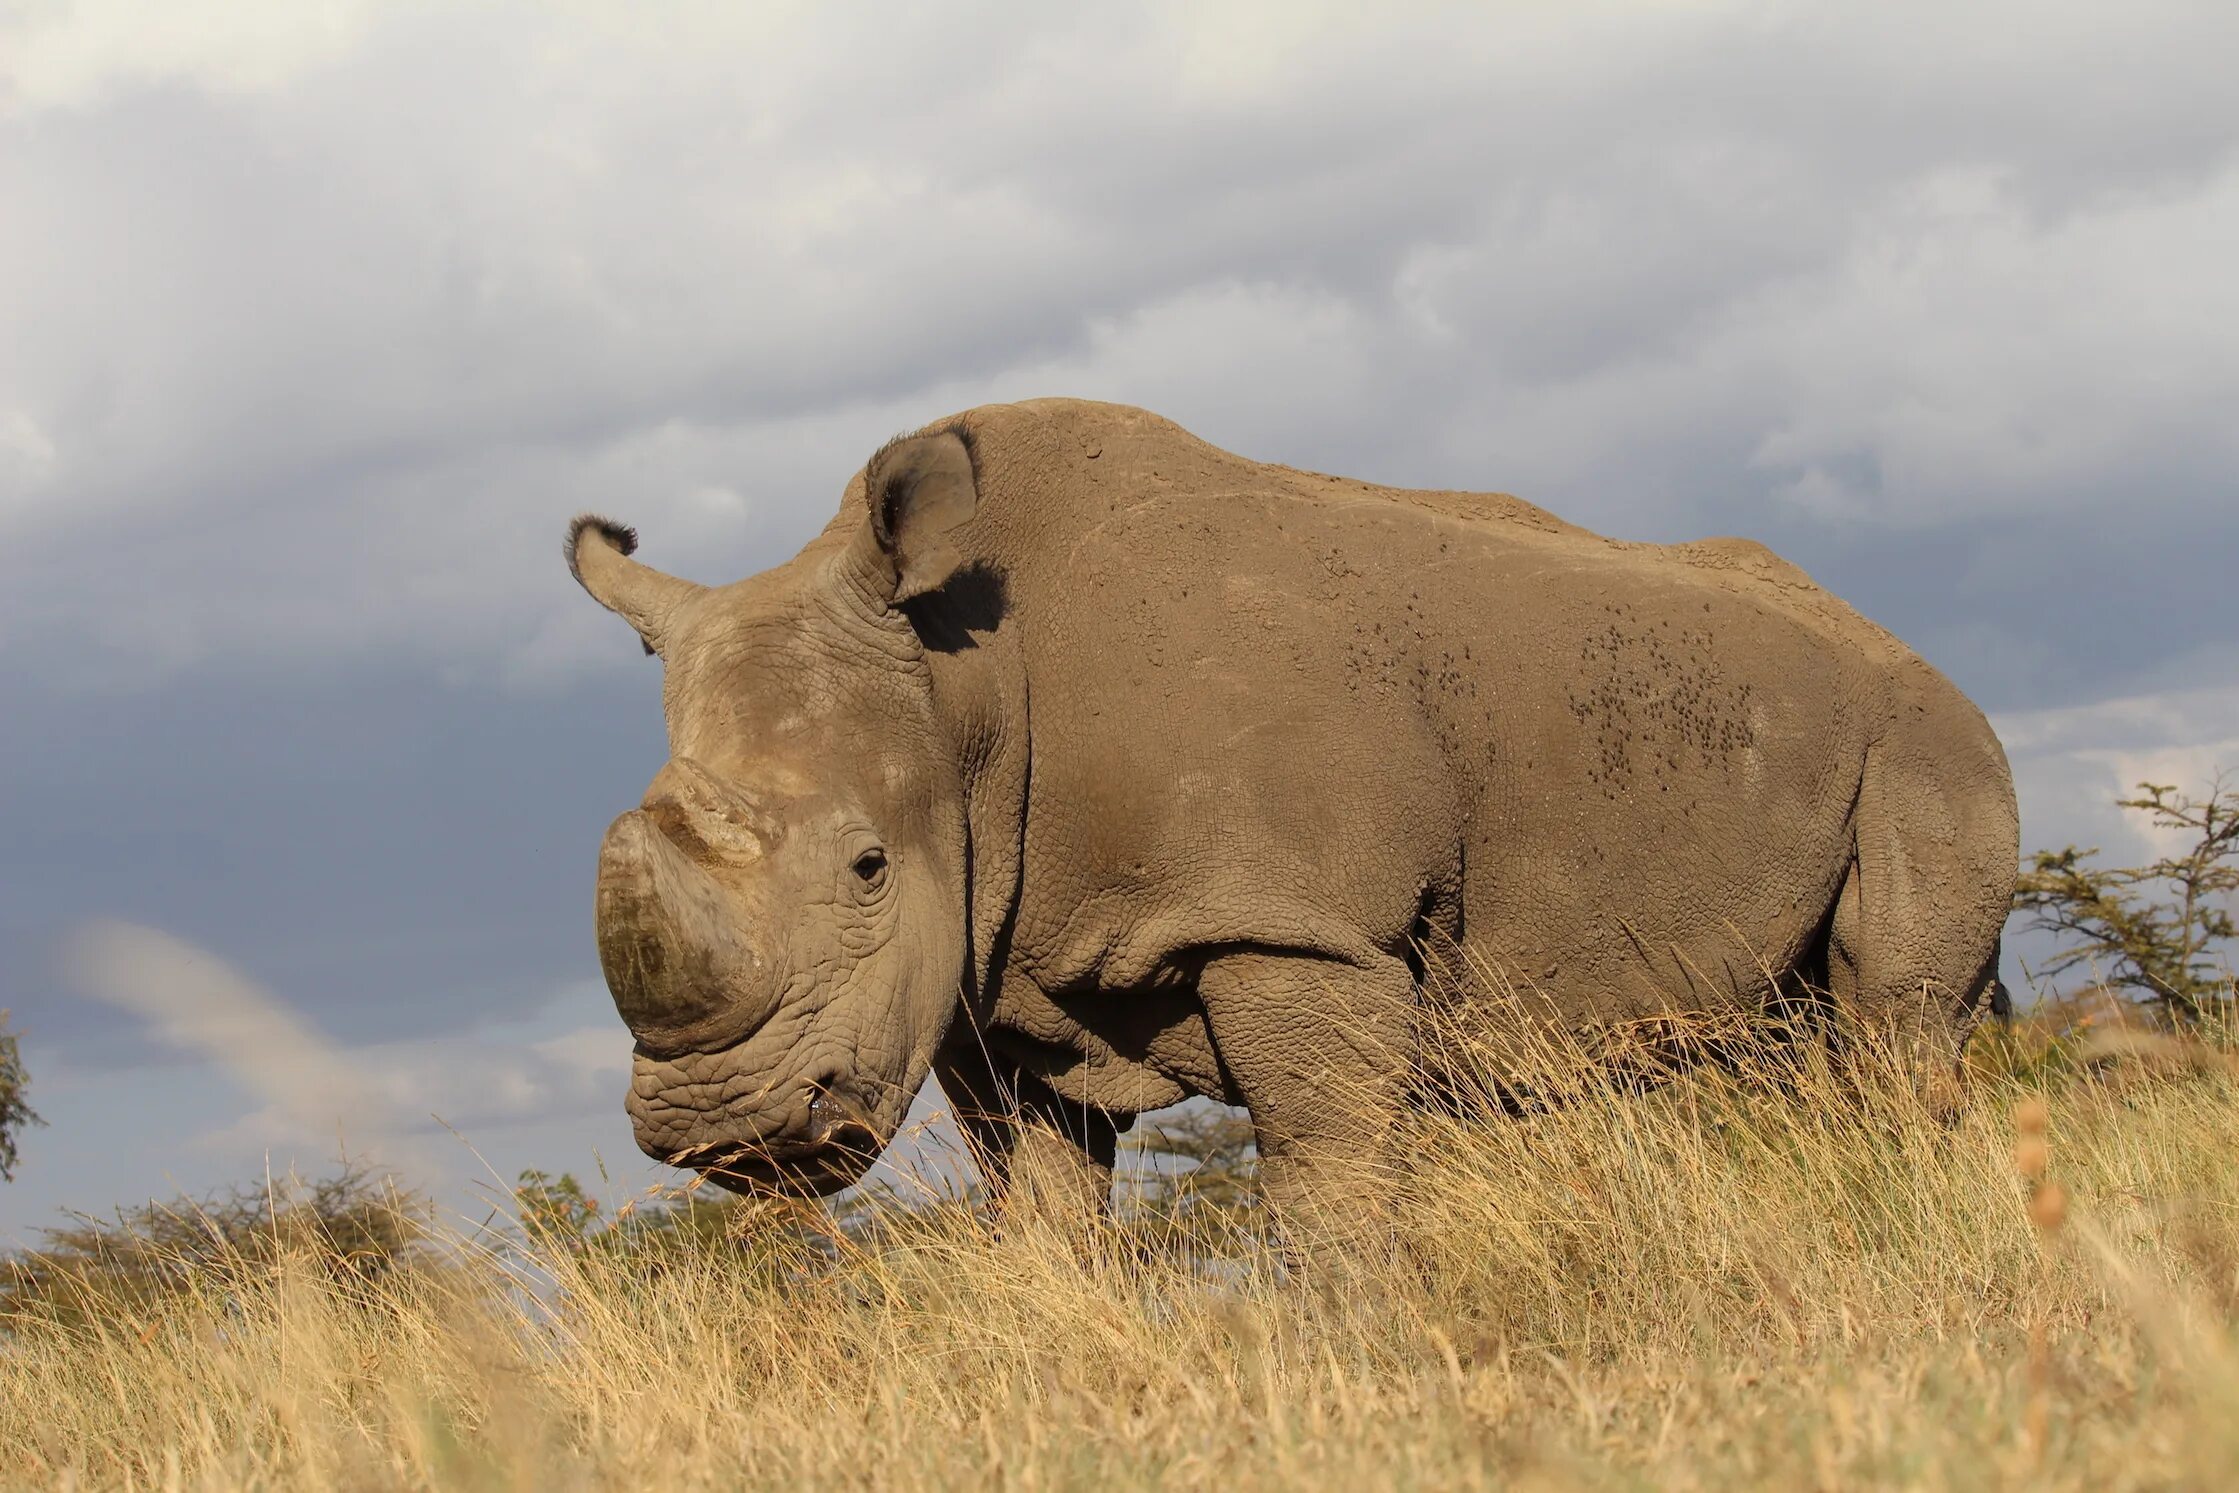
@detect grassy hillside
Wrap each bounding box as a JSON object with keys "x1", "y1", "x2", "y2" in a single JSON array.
[{"x1": 4, "y1": 1004, "x2": 2238, "y2": 1491}]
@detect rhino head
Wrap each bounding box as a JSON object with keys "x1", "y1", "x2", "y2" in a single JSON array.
[{"x1": 567, "y1": 428, "x2": 981, "y2": 1195}]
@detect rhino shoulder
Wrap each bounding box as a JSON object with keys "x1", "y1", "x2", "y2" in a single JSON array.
[
  {"x1": 1255, "y1": 468, "x2": 1599, "y2": 543},
  {"x1": 1375, "y1": 483, "x2": 1583, "y2": 536},
  {"x1": 1668, "y1": 535, "x2": 1819, "y2": 589}
]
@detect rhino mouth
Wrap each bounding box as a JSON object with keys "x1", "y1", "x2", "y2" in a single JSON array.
[
  {"x1": 676, "y1": 1134, "x2": 877, "y2": 1195},
  {"x1": 654, "y1": 1080, "x2": 885, "y2": 1197}
]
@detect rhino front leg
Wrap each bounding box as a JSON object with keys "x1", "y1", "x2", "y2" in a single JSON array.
[
  {"x1": 1195, "y1": 948, "x2": 1416, "y2": 1259},
  {"x1": 935, "y1": 1029, "x2": 1124, "y2": 1223}
]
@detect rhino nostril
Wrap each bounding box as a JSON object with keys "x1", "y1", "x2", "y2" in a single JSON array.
[{"x1": 806, "y1": 1076, "x2": 877, "y2": 1152}]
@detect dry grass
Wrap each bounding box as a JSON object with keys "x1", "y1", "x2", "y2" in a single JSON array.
[{"x1": 6, "y1": 997, "x2": 2239, "y2": 1491}]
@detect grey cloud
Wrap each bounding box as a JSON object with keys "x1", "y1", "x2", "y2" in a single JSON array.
[
  {"x1": 0, "y1": 661, "x2": 663, "y2": 1059},
  {"x1": 7, "y1": 2, "x2": 2235, "y2": 691},
  {"x1": 3, "y1": 0, "x2": 2236, "y2": 1221}
]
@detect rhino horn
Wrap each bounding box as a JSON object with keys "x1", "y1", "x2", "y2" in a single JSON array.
[
  {"x1": 595, "y1": 808, "x2": 775, "y2": 1045},
  {"x1": 638, "y1": 757, "x2": 781, "y2": 864},
  {"x1": 566, "y1": 515, "x2": 708, "y2": 656}
]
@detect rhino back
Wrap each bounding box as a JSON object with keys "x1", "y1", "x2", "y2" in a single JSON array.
[{"x1": 919, "y1": 401, "x2": 1902, "y2": 1031}]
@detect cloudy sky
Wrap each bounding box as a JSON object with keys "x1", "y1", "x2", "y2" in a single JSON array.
[{"x1": 3, "y1": 0, "x2": 2234, "y2": 1235}]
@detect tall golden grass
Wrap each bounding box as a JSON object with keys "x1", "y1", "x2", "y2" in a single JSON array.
[{"x1": 5, "y1": 981, "x2": 2239, "y2": 1491}]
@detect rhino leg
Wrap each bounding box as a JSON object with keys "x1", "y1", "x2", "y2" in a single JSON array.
[
  {"x1": 1195, "y1": 948, "x2": 1416, "y2": 1261},
  {"x1": 1825, "y1": 712, "x2": 2018, "y2": 1122},
  {"x1": 935, "y1": 1030, "x2": 1123, "y2": 1223}
]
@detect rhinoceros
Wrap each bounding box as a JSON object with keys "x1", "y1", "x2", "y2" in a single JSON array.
[{"x1": 568, "y1": 398, "x2": 2017, "y2": 1225}]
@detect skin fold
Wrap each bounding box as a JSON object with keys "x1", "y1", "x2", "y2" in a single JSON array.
[{"x1": 568, "y1": 399, "x2": 2019, "y2": 1238}]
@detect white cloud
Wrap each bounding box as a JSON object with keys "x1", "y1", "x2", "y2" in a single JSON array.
[
  {"x1": 58, "y1": 921, "x2": 631, "y2": 1178},
  {"x1": 1, "y1": 0, "x2": 388, "y2": 111},
  {"x1": 41, "y1": 918, "x2": 973, "y2": 1218},
  {"x1": 0, "y1": 0, "x2": 2231, "y2": 687},
  {"x1": 0, "y1": 410, "x2": 56, "y2": 487},
  {"x1": 60, "y1": 919, "x2": 417, "y2": 1159},
  {"x1": 1994, "y1": 683, "x2": 2239, "y2": 1003},
  {"x1": 1996, "y1": 682, "x2": 2239, "y2": 861}
]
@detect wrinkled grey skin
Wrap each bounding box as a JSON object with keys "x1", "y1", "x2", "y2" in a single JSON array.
[{"x1": 570, "y1": 399, "x2": 2019, "y2": 1228}]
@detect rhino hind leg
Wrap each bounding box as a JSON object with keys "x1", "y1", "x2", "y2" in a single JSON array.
[{"x1": 1823, "y1": 711, "x2": 2018, "y2": 1121}]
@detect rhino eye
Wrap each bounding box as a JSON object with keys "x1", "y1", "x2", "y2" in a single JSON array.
[{"x1": 851, "y1": 848, "x2": 889, "y2": 889}]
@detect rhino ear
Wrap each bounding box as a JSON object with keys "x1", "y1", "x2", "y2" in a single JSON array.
[
  {"x1": 866, "y1": 428, "x2": 978, "y2": 603},
  {"x1": 566, "y1": 515, "x2": 708, "y2": 656}
]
